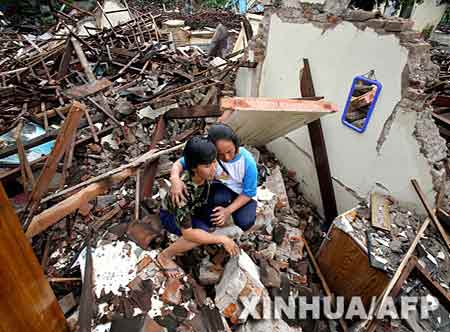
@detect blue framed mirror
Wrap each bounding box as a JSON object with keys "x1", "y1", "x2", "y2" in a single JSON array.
[{"x1": 341, "y1": 76, "x2": 382, "y2": 133}]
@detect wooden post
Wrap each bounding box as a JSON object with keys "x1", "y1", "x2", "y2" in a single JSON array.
[
  {"x1": 0, "y1": 183, "x2": 68, "y2": 332},
  {"x1": 300, "y1": 59, "x2": 338, "y2": 228}
]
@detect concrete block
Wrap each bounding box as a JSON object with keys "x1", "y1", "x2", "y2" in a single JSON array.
[{"x1": 215, "y1": 252, "x2": 266, "y2": 324}]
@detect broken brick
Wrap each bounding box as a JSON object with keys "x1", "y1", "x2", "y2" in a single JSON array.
[{"x1": 162, "y1": 278, "x2": 183, "y2": 305}]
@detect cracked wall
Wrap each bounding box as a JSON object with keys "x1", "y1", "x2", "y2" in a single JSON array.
[{"x1": 236, "y1": 3, "x2": 449, "y2": 217}]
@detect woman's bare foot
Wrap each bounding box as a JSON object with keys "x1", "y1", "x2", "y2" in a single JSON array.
[{"x1": 156, "y1": 252, "x2": 184, "y2": 279}]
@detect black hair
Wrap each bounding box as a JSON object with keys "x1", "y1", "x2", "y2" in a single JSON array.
[
  {"x1": 207, "y1": 123, "x2": 240, "y2": 149},
  {"x1": 183, "y1": 136, "x2": 217, "y2": 171}
]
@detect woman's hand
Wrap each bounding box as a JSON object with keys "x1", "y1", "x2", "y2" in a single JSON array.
[
  {"x1": 212, "y1": 206, "x2": 231, "y2": 226},
  {"x1": 170, "y1": 177, "x2": 188, "y2": 207},
  {"x1": 221, "y1": 236, "x2": 240, "y2": 256}
]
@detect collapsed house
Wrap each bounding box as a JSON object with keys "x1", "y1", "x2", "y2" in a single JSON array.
[{"x1": 0, "y1": 1, "x2": 449, "y2": 332}]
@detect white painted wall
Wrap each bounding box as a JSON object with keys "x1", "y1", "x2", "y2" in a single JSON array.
[
  {"x1": 411, "y1": 0, "x2": 447, "y2": 32},
  {"x1": 411, "y1": 0, "x2": 447, "y2": 31},
  {"x1": 246, "y1": 15, "x2": 435, "y2": 217}
]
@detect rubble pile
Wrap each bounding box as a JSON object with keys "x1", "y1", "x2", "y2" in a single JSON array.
[
  {"x1": 130, "y1": 2, "x2": 244, "y2": 31},
  {"x1": 340, "y1": 204, "x2": 450, "y2": 283},
  {"x1": 330, "y1": 201, "x2": 450, "y2": 331},
  {"x1": 46, "y1": 147, "x2": 328, "y2": 332},
  {"x1": 0, "y1": 2, "x2": 240, "y2": 186}
]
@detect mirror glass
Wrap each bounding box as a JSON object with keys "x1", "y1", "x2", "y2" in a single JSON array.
[{"x1": 342, "y1": 76, "x2": 382, "y2": 133}]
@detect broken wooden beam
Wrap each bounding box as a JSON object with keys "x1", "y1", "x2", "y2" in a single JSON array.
[
  {"x1": 79, "y1": 232, "x2": 94, "y2": 332},
  {"x1": 411, "y1": 179, "x2": 450, "y2": 251},
  {"x1": 26, "y1": 168, "x2": 134, "y2": 238},
  {"x1": 165, "y1": 105, "x2": 223, "y2": 120},
  {"x1": 63, "y1": 79, "x2": 112, "y2": 99},
  {"x1": 40, "y1": 143, "x2": 185, "y2": 204},
  {"x1": 301, "y1": 58, "x2": 338, "y2": 227},
  {"x1": 142, "y1": 116, "x2": 167, "y2": 199},
  {"x1": 361, "y1": 216, "x2": 432, "y2": 332},
  {"x1": 23, "y1": 101, "x2": 85, "y2": 229}
]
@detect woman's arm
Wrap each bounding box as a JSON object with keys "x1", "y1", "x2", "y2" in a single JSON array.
[
  {"x1": 170, "y1": 159, "x2": 188, "y2": 207},
  {"x1": 181, "y1": 228, "x2": 240, "y2": 255}
]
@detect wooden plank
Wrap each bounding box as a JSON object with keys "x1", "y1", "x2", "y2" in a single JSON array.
[
  {"x1": 165, "y1": 105, "x2": 223, "y2": 120},
  {"x1": 317, "y1": 227, "x2": 390, "y2": 308},
  {"x1": 370, "y1": 192, "x2": 392, "y2": 232},
  {"x1": 432, "y1": 112, "x2": 450, "y2": 129},
  {"x1": 63, "y1": 79, "x2": 112, "y2": 99},
  {"x1": 24, "y1": 102, "x2": 85, "y2": 229},
  {"x1": 390, "y1": 256, "x2": 418, "y2": 298},
  {"x1": 142, "y1": 116, "x2": 167, "y2": 198},
  {"x1": 59, "y1": 133, "x2": 76, "y2": 190},
  {"x1": 301, "y1": 58, "x2": 338, "y2": 227},
  {"x1": 0, "y1": 183, "x2": 68, "y2": 332},
  {"x1": 71, "y1": 38, "x2": 96, "y2": 82},
  {"x1": 219, "y1": 98, "x2": 336, "y2": 146},
  {"x1": 135, "y1": 168, "x2": 141, "y2": 221},
  {"x1": 79, "y1": 233, "x2": 94, "y2": 332},
  {"x1": 411, "y1": 179, "x2": 450, "y2": 250},
  {"x1": 83, "y1": 108, "x2": 99, "y2": 143},
  {"x1": 304, "y1": 235, "x2": 348, "y2": 332},
  {"x1": 220, "y1": 97, "x2": 338, "y2": 113},
  {"x1": 56, "y1": 39, "x2": 74, "y2": 81}
]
